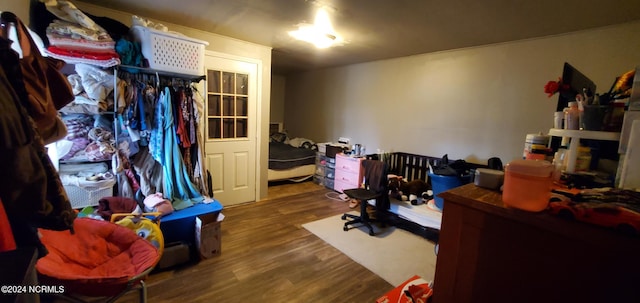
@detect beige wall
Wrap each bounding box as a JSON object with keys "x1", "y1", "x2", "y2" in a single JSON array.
[
  {"x1": 284, "y1": 21, "x2": 640, "y2": 164},
  {"x1": 1, "y1": 0, "x2": 29, "y2": 21},
  {"x1": 270, "y1": 74, "x2": 286, "y2": 126}
]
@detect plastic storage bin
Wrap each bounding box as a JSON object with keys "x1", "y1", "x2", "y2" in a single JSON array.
[
  {"x1": 429, "y1": 173, "x2": 472, "y2": 210},
  {"x1": 474, "y1": 168, "x2": 504, "y2": 190},
  {"x1": 324, "y1": 178, "x2": 335, "y2": 189},
  {"x1": 131, "y1": 25, "x2": 209, "y2": 76},
  {"x1": 502, "y1": 160, "x2": 553, "y2": 212},
  {"x1": 63, "y1": 184, "x2": 114, "y2": 209},
  {"x1": 325, "y1": 167, "x2": 335, "y2": 179}
]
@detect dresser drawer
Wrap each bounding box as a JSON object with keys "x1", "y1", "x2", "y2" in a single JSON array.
[
  {"x1": 334, "y1": 169, "x2": 361, "y2": 188},
  {"x1": 335, "y1": 153, "x2": 362, "y2": 174},
  {"x1": 334, "y1": 179, "x2": 360, "y2": 193}
]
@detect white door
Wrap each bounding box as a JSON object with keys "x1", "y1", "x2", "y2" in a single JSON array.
[{"x1": 204, "y1": 53, "x2": 258, "y2": 206}]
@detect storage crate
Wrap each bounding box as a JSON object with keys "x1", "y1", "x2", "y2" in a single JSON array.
[
  {"x1": 326, "y1": 161, "x2": 335, "y2": 169},
  {"x1": 317, "y1": 143, "x2": 328, "y2": 154},
  {"x1": 324, "y1": 178, "x2": 335, "y2": 190},
  {"x1": 131, "y1": 26, "x2": 209, "y2": 76},
  {"x1": 315, "y1": 153, "x2": 326, "y2": 166},
  {"x1": 63, "y1": 184, "x2": 114, "y2": 209},
  {"x1": 325, "y1": 167, "x2": 335, "y2": 179}
]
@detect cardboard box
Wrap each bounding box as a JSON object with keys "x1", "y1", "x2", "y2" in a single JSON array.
[
  {"x1": 157, "y1": 242, "x2": 191, "y2": 269},
  {"x1": 376, "y1": 275, "x2": 433, "y2": 303},
  {"x1": 195, "y1": 212, "x2": 224, "y2": 259}
]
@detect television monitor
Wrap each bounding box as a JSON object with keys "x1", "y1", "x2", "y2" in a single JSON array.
[{"x1": 556, "y1": 62, "x2": 597, "y2": 111}]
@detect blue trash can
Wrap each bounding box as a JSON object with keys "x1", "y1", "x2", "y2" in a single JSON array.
[{"x1": 429, "y1": 173, "x2": 471, "y2": 210}]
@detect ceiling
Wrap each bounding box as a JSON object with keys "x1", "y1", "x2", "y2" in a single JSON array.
[{"x1": 79, "y1": 0, "x2": 640, "y2": 75}]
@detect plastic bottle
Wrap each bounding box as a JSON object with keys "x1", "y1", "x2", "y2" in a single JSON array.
[
  {"x1": 552, "y1": 148, "x2": 567, "y2": 182},
  {"x1": 561, "y1": 106, "x2": 571, "y2": 146},
  {"x1": 564, "y1": 101, "x2": 580, "y2": 130},
  {"x1": 575, "y1": 146, "x2": 591, "y2": 172}
]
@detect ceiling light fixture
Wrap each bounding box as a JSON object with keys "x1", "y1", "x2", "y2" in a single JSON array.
[{"x1": 289, "y1": 8, "x2": 342, "y2": 49}]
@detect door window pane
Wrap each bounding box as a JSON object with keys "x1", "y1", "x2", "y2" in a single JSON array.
[
  {"x1": 208, "y1": 118, "x2": 221, "y2": 139},
  {"x1": 207, "y1": 94, "x2": 221, "y2": 116},
  {"x1": 223, "y1": 118, "x2": 235, "y2": 138},
  {"x1": 236, "y1": 74, "x2": 248, "y2": 95},
  {"x1": 237, "y1": 97, "x2": 247, "y2": 117},
  {"x1": 206, "y1": 69, "x2": 250, "y2": 140},
  {"x1": 236, "y1": 118, "x2": 247, "y2": 137},
  {"x1": 207, "y1": 70, "x2": 220, "y2": 93},
  {"x1": 222, "y1": 72, "x2": 234, "y2": 94},
  {"x1": 223, "y1": 96, "x2": 235, "y2": 116}
]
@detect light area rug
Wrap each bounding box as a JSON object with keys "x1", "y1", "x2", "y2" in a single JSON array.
[{"x1": 302, "y1": 212, "x2": 437, "y2": 286}]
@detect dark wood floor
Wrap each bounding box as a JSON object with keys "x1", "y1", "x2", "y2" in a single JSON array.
[{"x1": 118, "y1": 181, "x2": 393, "y2": 302}]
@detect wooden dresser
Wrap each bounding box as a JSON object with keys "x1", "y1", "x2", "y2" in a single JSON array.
[
  {"x1": 433, "y1": 183, "x2": 640, "y2": 303},
  {"x1": 333, "y1": 153, "x2": 363, "y2": 193}
]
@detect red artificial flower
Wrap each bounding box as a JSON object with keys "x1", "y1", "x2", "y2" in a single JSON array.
[{"x1": 544, "y1": 77, "x2": 570, "y2": 98}]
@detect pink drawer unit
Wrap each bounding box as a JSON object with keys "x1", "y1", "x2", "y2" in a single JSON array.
[
  {"x1": 334, "y1": 179, "x2": 356, "y2": 193},
  {"x1": 333, "y1": 153, "x2": 363, "y2": 193},
  {"x1": 335, "y1": 153, "x2": 362, "y2": 174}
]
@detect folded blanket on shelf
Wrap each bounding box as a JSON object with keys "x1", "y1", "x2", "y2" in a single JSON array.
[
  {"x1": 46, "y1": 46, "x2": 120, "y2": 67},
  {"x1": 60, "y1": 64, "x2": 116, "y2": 115},
  {"x1": 46, "y1": 32, "x2": 115, "y2": 52}
]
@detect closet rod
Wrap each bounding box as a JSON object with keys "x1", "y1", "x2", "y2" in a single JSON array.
[{"x1": 117, "y1": 65, "x2": 205, "y2": 83}]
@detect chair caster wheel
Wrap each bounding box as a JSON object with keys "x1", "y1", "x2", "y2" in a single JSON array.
[
  {"x1": 343, "y1": 226, "x2": 349, "y2": 231},
  {"x1": 341, "y1": 214, "x2": 347, "y2": 220}
]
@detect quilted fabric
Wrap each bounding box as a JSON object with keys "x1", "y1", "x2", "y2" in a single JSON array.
[{"x1": 36, "y1": 218, "x2": 159, "y2": 296}]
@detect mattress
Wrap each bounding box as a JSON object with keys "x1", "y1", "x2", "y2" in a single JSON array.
[
  {"x1": 269, "y1": 142, "x2": 316, "y2": 170},
  {"x1": 387, "y1": 197, "x2": 442, "y2": 230},
  {"x1": 268, "y1": 164, "x2": 315, "y2": 182}
]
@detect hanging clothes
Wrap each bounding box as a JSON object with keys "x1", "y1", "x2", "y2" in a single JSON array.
[
  {"x1": 157, "y1": 86, "x2": 203, "y2": 210},
  {"x1": 175, "y1": 87, "x2": 190, "y2": 148},
  {"x1": 117, "y1": 73, "x2": 209, "y2": 201},
  {"x1": 0, "y1": 198, "x2": 17, "y2": 252},
  {"x1": 149, "y1": 85, "x2": 164, "y2": 165},
  {"x1": 189, "y1": 86, "x2": 210, "y2": 196},
  {"x1": 174, "y1": 87, "x2": 195, "y2": 183},
  {"x1": 131, "y1": 147, "x2": 163, "y2": 197},
  {"x1": 0, "y1": 35, "x2": 76, "y2": 257}
]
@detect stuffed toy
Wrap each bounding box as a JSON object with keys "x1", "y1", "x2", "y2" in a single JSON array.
[
  {"x1": 115, "y1": 215, "x2": 164, "y2": 251},
  {"x1": 143, "y1": 192, "x2": 174, "y2": 216},
  {"x1": 388, "y1": 176, "x2": 433, "y2": 205}
]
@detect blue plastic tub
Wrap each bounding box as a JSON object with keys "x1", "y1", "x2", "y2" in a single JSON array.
[{"x1": 429, "y1": 173, "x2": 471, "y2": 210}]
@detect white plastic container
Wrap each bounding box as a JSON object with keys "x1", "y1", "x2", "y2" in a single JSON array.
[
  {"x1": 474, "y1": 168, "x2": 504, "y2": 190},
  {"x1": 502, "y1": 160, "x2": 553, "y2": 212},
  {"x1": 523, "y1": 133, "x2": 550, "y2": 159},
  {"x1": 131, "y1": 26, "x2": 209, "y2": 75}
]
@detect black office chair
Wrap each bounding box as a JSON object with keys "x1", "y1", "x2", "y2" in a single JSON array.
[{"x1": 341, "y1": 160, "x2": 389, "y2": 236}]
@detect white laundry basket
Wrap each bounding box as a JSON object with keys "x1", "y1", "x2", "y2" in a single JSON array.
[
  {"x1": 62, "y1": 178, "x2": 116, "y2": 209},
  {"x1": 131, "y1": 25, "x2": 208, "y2": 76},
  {"x1": 63, "y1": 184, "x2": 114, "y2": 209}
]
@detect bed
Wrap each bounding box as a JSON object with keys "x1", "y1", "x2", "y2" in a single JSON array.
[{"x1": 268, "y1": 141, "x2": 316, "y2": 182}]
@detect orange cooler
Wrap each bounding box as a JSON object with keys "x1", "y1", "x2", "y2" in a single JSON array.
[{"x1": 502, "y1": 159, "x2": 553, "y2": 212}]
